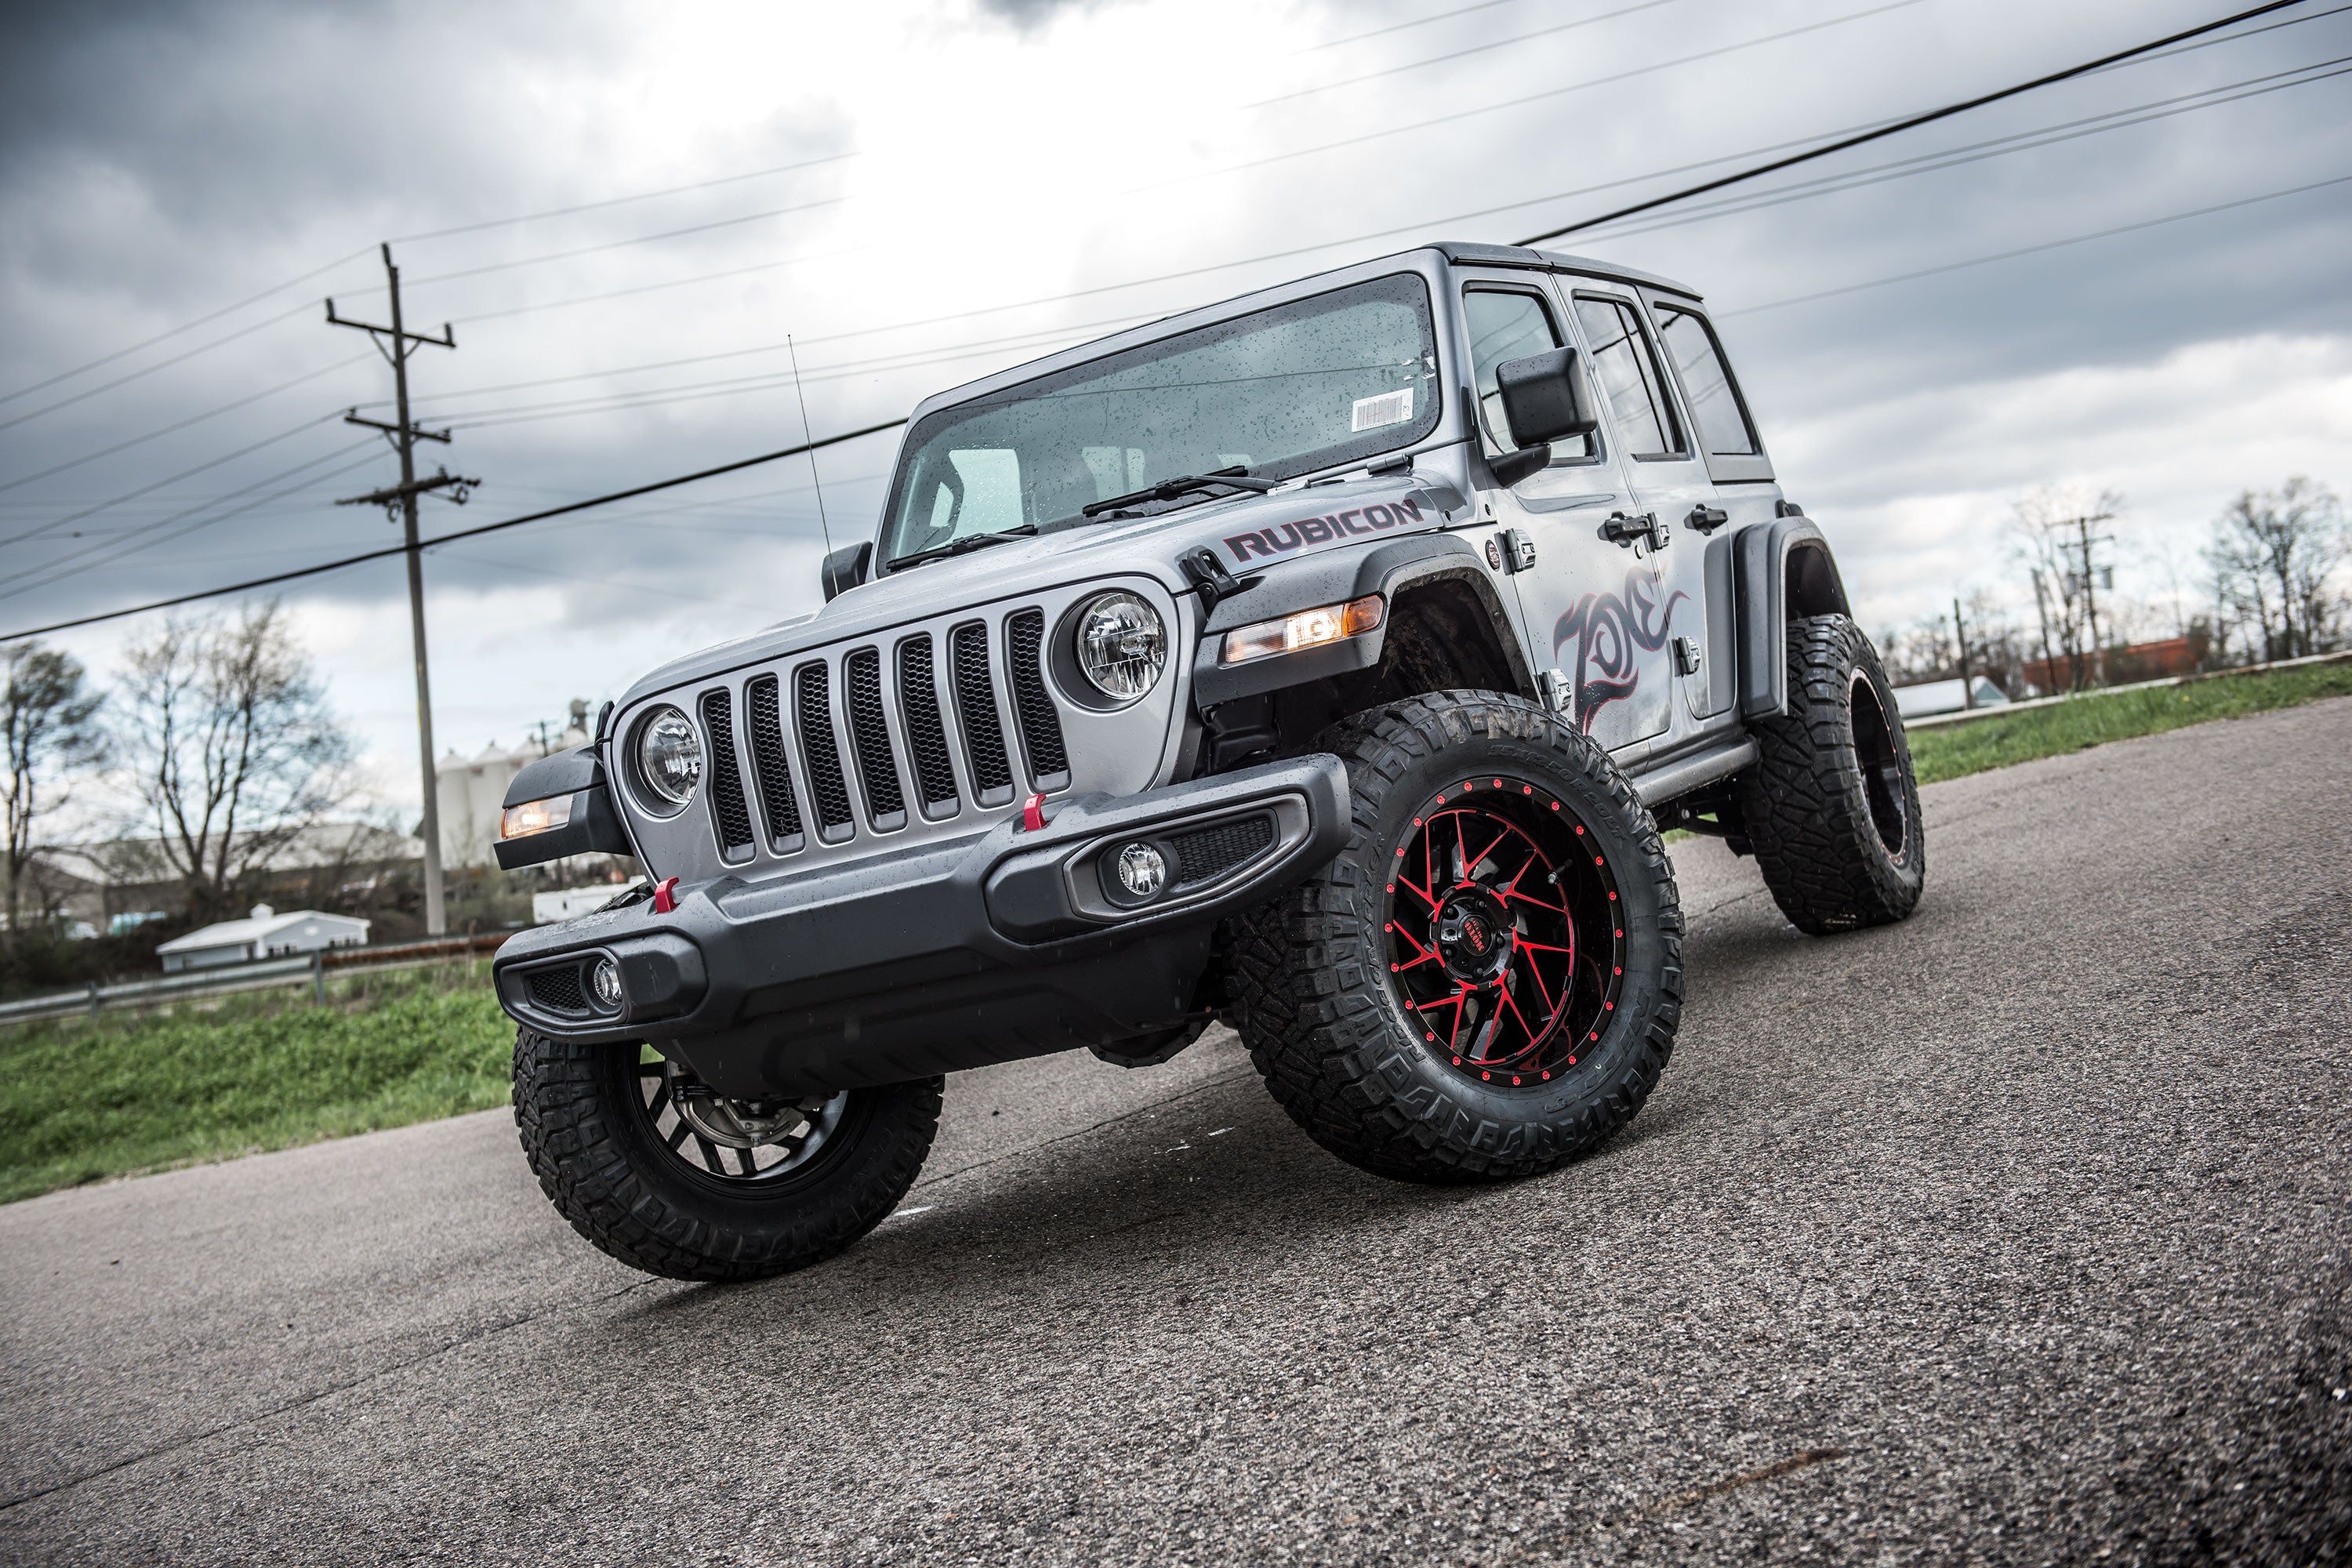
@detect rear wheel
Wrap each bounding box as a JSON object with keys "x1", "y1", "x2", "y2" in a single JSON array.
[
  {"x1": 514, "y1": 1031, "x2": 940, "y2": 1282},
  {"x1": 1227, "y1": 690, "x2": 1682, "y2": 1183},
  {"x1": 1736, "y1": 614, "x2": 1926, "y2": 934}
]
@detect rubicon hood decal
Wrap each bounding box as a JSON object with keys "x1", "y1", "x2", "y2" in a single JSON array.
[{"x1": 1223, "y1": 493, "x2": 1429, "y2": 564}]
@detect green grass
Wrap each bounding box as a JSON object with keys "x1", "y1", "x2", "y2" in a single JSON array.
[
  {"x1": 1906, "y1": 659, "x2": 2352, "y2": 786},
  {"x1": 0, "y1": 963, "x2": 514, "y2": 1205}
]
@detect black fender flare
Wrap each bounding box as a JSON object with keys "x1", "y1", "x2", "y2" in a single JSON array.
[
  {"x1": 1733, "y1": 517, "x2": 1851, "y2": 720},
  {"x1": 1189, "y1": 532, "x2": 1532, "y2": 707}
]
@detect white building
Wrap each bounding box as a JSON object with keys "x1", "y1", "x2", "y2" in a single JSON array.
[
  {"x1": 1892, "y1": 676, "x2": 2012, "y2": 720},
  {"x1": 434, "y1": 702, "x2": 594, "y2": 869},
  {"x1": 154, "y1": 904, "x2": 371, "y2": 972}
]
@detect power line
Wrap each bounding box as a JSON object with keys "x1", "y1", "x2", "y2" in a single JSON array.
[
  {"x1": 1250, "y1": 0, "x2": 1693, "y2": 107},
  {"x1": 1511, "y1": 0, "x2": 2313, "y2": 243},
  {"x1": 0, "y1": 419, "x2": 909, "y2": 642},
  {"x1": 0, "y1": 444, "x2": 384, "y2": 605},
  {"x1": 0, "y1": 412, "x2": 345, "y2": 550},
  {"x1": 1573, "y1": 55, "x2": 2352, "y2": 244},
  {"x1": 1715, "y1": 169, "x2": 2352, "y2": 317},
  {"x1": 396, "y1": 193, "x2": 856, "y2": 293},
  {"x1": 0, "y1": 299, "x2": 328, "y2": 436},
  {"x1": 1294, "y1": 0, "x2": 1534, "y2": 53},
  {"x1": 0, "y1": 247, "x2": 374, "y2": 410},
  {"x1": 390, "y1": 150, "x2": 859, "y2": 243},
  {"x1": 0, "y1": 354, "x2": 373, "y2": 495}
]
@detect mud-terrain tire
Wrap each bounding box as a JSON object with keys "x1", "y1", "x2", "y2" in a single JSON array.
[
  {"x1": 513, "y1": 1030, "x2": 940, "y2": 1282},
  {"x1": 1226, "y1": 690, "x2": 1682, "y2": 1184},
  {"x1": 1736, "y1": 613, "x2": 1926, "y2": 934}
]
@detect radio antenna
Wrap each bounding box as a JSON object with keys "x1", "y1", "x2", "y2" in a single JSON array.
[{"x1": 786, "y1": 333, "x2": 834, "y2": 557}]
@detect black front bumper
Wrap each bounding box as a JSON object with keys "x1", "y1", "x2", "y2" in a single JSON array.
[{"x1": 491, "y1": 756, "x2": 1350, "y2": 1096}]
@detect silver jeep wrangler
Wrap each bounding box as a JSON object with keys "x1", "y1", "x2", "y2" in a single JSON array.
[{"x1": 492, "y1": 242, "x2": 1925, "y2": 1280}]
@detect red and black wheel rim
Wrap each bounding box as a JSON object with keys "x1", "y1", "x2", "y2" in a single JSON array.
[{"x1": 1382, "y1": 775, "x2": 1626, "y2": 1087}]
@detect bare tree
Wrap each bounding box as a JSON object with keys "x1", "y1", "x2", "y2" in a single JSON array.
[
  {"x1": 2011, "y1": 486, "x2": 2122, "y2": 691},
  {"x1": 111, "y1": 602, "x2": 356, "y2": 922},
  {"x1": 3, "y1": 642, "x2": 105, "y2": 946},
  {"x1": 2205, "y1": 477, "x2": 2347, "y2": 664}
]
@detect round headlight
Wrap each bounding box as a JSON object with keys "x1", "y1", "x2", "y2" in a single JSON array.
[
  {"x1": 635, "y1": 706, "x2": 702, "y2": 810},
  {"x1": 1074, "y1": 591, "x2": 1166, "y2": 703}
]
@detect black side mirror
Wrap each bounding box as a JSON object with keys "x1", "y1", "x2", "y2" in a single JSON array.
[
  {"x1": 1495, "y1": 347, "x2": 1599, "y2": 448},
  {"x1": 821, "y1": 541, "x2": 873, "y2": 602}
]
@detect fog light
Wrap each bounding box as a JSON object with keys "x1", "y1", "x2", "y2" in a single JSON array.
[
  {"x1": 1114, "y1": 843, "x2": 1168, "y2": 900},
  {"x1": 590, "y1": 956, "x2": 623, "y2": 1010}
]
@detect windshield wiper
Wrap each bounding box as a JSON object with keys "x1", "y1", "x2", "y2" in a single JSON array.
[
  {"x1": 887, "y1": 525, "x2": 1036, "y2": 570},
  {"x1": 1079, "y1": 466, "x2": 1277, "y2": 521}
]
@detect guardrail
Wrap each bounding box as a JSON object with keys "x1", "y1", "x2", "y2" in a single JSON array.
[
  {"x1": 1904, "y1": 648, "x2": 2351, "y2": 731},
  {"x1": 0, "y1": 930, "x2": 521, "y2": 1029}
]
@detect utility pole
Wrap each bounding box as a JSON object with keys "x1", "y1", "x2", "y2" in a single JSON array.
[
  {"x1": 328, "y1": 245, "x2": 477, "y2": 935},
  {"x1": 2058, "y1": 509, "x2": 2117, "y2": 690},
  {"x1": 1952, "y1": 596, "x2": 1973, "y2": 709}
]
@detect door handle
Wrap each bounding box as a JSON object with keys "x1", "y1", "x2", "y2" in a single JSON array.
[
  {"x1": 1686, "y1": 505, "x2": 1728, "y2": 535},
  {"x1": 1602, "y1": 510, "x2": 1657, "y2": 549}
]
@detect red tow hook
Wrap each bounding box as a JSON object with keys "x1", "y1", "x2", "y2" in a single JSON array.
[
  {"x1": 652, "y1": 876, "x2": 680, "y2": 914},
  {"x1": 1021, "y1": 793, "x2": 1047, "y2": 832}
]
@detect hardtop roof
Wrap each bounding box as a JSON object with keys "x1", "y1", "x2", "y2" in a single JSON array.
[{"x1": 905, "y1": 241, "x2": 1701, "y2": 425}]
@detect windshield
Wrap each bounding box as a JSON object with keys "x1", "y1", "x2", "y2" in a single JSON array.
[{"x1": 880, "y1": 272, "x2": 1440, "y2": 565}]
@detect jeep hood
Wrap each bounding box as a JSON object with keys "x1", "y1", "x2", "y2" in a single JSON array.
[{"x1": 617, "y1": 470, "x2": 1468, "y2": 706}]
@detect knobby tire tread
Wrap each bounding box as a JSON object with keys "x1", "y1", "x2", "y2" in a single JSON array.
[
  {"x1": 1736, "y1": 615, "x2": 1926, "y2": 935},
  {"x1": 1225, "y1": 690, "x2": 1682, "y2": 1185},
  {"x1": 513, "y1": 1029, "x2": 940, "y2": 1282}
]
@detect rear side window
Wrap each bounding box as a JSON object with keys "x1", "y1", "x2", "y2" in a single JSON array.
[
  {"x1": 1572, "y1": 295, "x2": 1685, "y2": 461},
  {"x1": 1462, "y1": 289, "x2": 1596, "y2": 465},
  {"x1": 1656, "y1": 305, "x2": 1759, "y2": 458}
]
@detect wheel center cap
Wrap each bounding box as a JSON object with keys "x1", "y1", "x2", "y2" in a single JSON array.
[{"x1": 1434, "y1": 887, "x2": 1513, "y2": 984}]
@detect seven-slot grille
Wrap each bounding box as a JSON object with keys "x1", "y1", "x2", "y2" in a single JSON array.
[
  {"x1": 651, "y1": 607, "x2": 1120, "y2": 857},
  {"x1": 697, "y1": 688, "x2": 756, "y2": 855}
]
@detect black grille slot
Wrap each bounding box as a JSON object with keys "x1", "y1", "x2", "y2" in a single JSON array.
[
  {"x1": 795, "y1": 662, "x2": 855, "y2": 836},
  {"x1": 527, "y1": 965, "x2": 587, "y2": 1014},
  {"x1": 1005, "y1": 608, "x2": 1069, "y2": 787},
  {"x1": 843, "y1": 648, "x2": 906, "y2": 827},
  {"x1": 697, "y1": 688, "x2": 755, "y2": 855},
  {"x1": 897, "y1": 637, "x2": 959, "y2": 811},
  {"x1": 949, "y1": 623, "x2": 1014, "y2": 800},
  {"x1": 1170, "y1": 813, "x2": 1277, "y2": 887},
  {"x1": 742, "y1": 675, "x2": 804, "y2": 849}
]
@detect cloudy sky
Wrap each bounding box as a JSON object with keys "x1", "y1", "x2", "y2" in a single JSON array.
[{"x1": 3, "y1": 0, "x2": 2347, "y2": 812}]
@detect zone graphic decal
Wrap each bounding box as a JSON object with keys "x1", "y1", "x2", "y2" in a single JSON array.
[
  {"x1": 1552, "y1": 569, "x2": 1687, "y2": 734},
  {"x1": 1222, "y1": 496, "x2": 1425, "y2": 564}
]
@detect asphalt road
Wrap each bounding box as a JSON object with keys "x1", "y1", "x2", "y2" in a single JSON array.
[{"x1": 5, "y1": 699, "x2": 2349, "y2": 1566}]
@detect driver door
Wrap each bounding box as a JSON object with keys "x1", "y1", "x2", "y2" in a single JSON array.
[{"x1": 1455, "y1": 270, "x2": 1671, "y2": 753}]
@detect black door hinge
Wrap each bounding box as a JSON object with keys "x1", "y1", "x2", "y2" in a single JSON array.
[{"x1": 1501, "y1": 527, "x2": 1536, "y2": 572}]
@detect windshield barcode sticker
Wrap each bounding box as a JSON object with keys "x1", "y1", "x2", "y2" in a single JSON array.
[{"x1": 1351, "y1": 387, "x2": 1413, "y2": 432}]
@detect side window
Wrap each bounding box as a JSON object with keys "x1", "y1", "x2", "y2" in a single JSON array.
[
  {"x1": 1655, "y1": 305, "x2": 1759, "y2": 458},
  {"x1": 1572, "y1": 295, "x2": 1685, "y2": 461},
  {"x1": 1461, "y1": 288, "x2": 1598, "y2": 466}
]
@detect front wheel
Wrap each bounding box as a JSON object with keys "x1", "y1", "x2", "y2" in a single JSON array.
[
  {"x1": 1735, "y1": 613, "x2": 1926, "y2": 934},
  {"x1": 1227, "y1": 690, "x2": 1683, "y2": 1184},
  {"x1": 513, "y1": 1031, "x2": 941, "y2": 1281}
]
